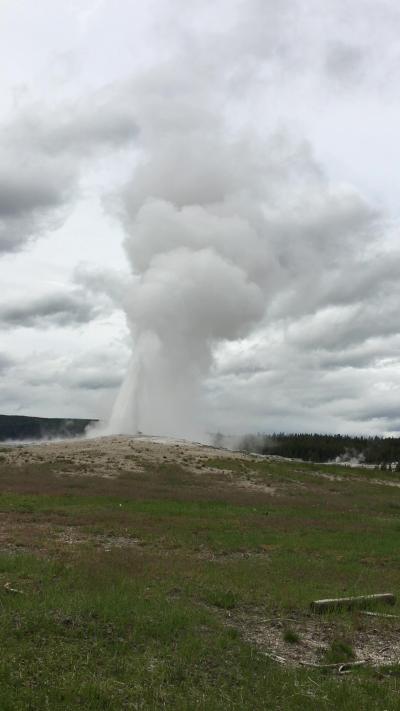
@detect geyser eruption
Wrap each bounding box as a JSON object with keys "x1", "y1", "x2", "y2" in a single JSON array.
[
  {"x1": 108, "y1": 129, "x2": 278, "y2": 437},
  {"x1": 111, "y1": 234, "x2": 266, "y2": 437},
  {"x1": 107, "y1": 58, "x2": 375, "y2": 438}
]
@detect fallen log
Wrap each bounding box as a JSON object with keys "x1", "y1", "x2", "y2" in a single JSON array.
[
  {"x1": 360, "y1": 610, "x2": 400, "y2": 619},
  {"x1": 311, "y1": 593, "x2": 395, "y2": 613}
]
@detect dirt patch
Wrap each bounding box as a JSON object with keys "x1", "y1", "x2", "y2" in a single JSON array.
[
  {"x1": 0, "y1": 514, "x2": 143, "y2": 554},
  {"x1": 195, "y1": 548, "x2": 273, "y2": 562},
  {"x1": 226, "y1": 608, "x2": 400, "y2": 668},
  {"x1": 55, "y1": 526, "x2": 142, "y2": 551},
  {"x1": 234, "y1": 477, "x2": 276, "y2": 495}
]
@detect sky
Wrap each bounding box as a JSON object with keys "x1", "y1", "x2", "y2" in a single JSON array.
[{"x1": 0, "y1": 0, "x2": 400, "y2": 437}]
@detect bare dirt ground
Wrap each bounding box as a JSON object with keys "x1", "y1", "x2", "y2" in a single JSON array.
[{"x1": 222, "y1": 608, "x2": 400, "y2": 669}]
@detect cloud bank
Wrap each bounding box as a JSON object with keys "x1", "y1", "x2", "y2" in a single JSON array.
[{"x1": 0, "y1": 0, "x2": 400, "y2": 436}]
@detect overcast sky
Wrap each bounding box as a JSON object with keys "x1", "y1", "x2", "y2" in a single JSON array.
[{"x1": 1, "y1": 0, "x2": 400, "y2": 437}]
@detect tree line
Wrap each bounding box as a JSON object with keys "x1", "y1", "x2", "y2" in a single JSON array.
[
  {"x1": 237, "y1": 432, "x2": 400, "y2": 465},
  {"x1": 0, "y1": 414, "x2": 96, "y2": 442}
]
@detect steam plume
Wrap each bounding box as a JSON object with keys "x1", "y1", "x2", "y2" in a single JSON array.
[{"x1": 107, "y1": 56, "x2": 377, "y2": 439}]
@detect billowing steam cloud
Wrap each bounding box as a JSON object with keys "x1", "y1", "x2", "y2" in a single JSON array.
[{"x1": 107, "y1": 62, "x2": 377, "y2": 438}]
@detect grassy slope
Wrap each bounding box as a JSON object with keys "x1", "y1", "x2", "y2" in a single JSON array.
[{"x1": 0, "y1": 447, "x2": 399, "y2": 708}]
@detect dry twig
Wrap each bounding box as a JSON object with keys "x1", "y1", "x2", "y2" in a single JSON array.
[{"x1": 3, "y1": 582, "x2": 24, "y2": 594}]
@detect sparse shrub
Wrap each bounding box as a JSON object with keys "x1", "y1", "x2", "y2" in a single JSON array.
[
  {"x1": 283, "y1": 628, "x2": 300, "y2": 644},
  {"x1": 205, "y1": 589, "x2": 237, "y2": 610},
  {"x1": 323, "y1": 638, "x2": 355, "y2": 664},
  {"x1": 226, "y1": 627, "x2": 239, "y2": 639}
]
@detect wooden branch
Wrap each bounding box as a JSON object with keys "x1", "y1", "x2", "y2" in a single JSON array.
[
  {"x1": 299, "y1": 660, "x2": 367, "y2": 673},
  {"x1": 311, "y1": 593, "x2": 395, "y2": 613},
  {"x1": 265, "y1": 654, "x2": 367, "y2": 673},
  {"x1": 263, "y1": 651, "x2": 287, "y2": 665}
]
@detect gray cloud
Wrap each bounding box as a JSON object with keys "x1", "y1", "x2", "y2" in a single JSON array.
[
  {"x1": 0, "y1": 344, "x2": 129, "y2": 420},
  {"x1": 73, "y1": 373, "x2": 123, "y2": 391},
  {"x1": 324, "y1": 42, "x2": 367, "y2": 85},
  {"x1": 0, "y1": 152, "x2": 75, "y2": 253},
  {"x1": 0, "y1": 88, "x2": 138, "y2": 255},
  {"x1": 0, "y1": 171, "x2": 69, "y2": 217},
  {"x1": 0, "y1": 290, "x2": 100, "y2": 328},
  {"x1": 0, "y1": 353, "x2": 15, "y2": 373},
  {"x1": 7, "y1": 90, "x2": 138, "y2": 156},
  {"x1": 73, "y1": 264, "x2": 131, "y2": 306},
  {"x1": 208, "y1": 313, "x2": 400, "y2": 436}
]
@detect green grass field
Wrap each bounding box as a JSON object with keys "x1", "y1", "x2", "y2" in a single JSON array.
[{"x1": 0, "y1": 438, "x2": 400, "y2": 709}]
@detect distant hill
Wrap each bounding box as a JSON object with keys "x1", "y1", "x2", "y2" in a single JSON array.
[{"x1": 0, "y1": 414, "x2": 98, "y2": 442}]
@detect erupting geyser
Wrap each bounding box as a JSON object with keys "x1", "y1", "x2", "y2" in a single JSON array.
[{"x1": 107, "y1": 56, "x2": 376, "y2": 439}]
